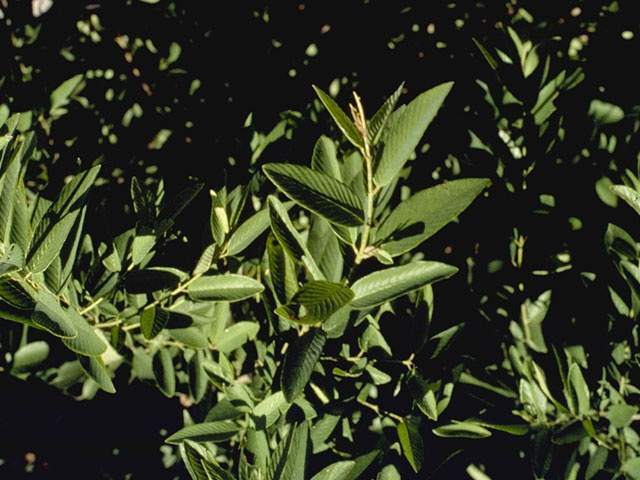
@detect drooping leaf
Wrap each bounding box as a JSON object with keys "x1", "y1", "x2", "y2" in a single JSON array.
[
  {"x1": 375, "y1": 178, "x2": 490, "y2": 256},
  {"x1": 166, "y1": 421, "x2": 242, "y2": 444},
  {"x1": 267, "y1": 196, "x2": 324, "y2": 280},
  {"x1": 310, "y1": 461, "x2": 355, "y2": 480},
  {"x1": 397, "y1": 420, "x2": 424, "y2": 473},
  {"x1": 433, "y1": 422, "x2": 492, "y2": 439},
  {"x1": 568, "y1": 363, "x2": 590, "y2": 416},
  {"x1": 311, "y1": 136, "x2": 341, "y2": 180},
  {"x1": 263, "y1": 164, "x2": 364, "y2": 227},
  {"x1": 153, "y1": 348, "x2": 176, "y2": 397},
  {"x1": 125, "y1": 267, "x2": 182, "y2": 294},
  {"x1": 611, "y1": 184, "x2": 640, "y2": 215},
  {"x1": 188, "y1": 274, "x2": 264, "y2": 302},
  {"x1": 11, "y1": 341, "x2": 50, "y2": 374},
  {"x1": 0, "y1": 276, "x2": 33, "y2": 310},
  {"x1": 281, "y1": 328, "x2": 327, "y2": 402},
  {"x1": 312, "y1": 85, "x2": 364, "y2": 149},
  {"x1": 276, "y1": 281, "x2": 354, "y2": 325},
  {"x1": 140, "y1": 305, "x2": 170, "y2": 340},
  {"x1": 522, "y1": 290, "x2": 551, "y2": 354},
  {"x1": 605, "y1": 223, "x2": 638, "y2": 259},
  {"x1": 77, "y1": 354, "x2": 116, "y2": 394},
  {"x1": 472, "y1": 38, "x2": 499, "y2": 71},
  {"x1": 226, "y1": 208, "x2": 270, "y2": 256},
  {"x1": 374, "y1": 82, "x2": 454, "y2": 187},
  {"x1": 350, "y1": 261, "x2": 458, "y2": 309},
  {"x1": 188, "y1": 350, "x2": 209, "y2": 403},
  {"x1": 368, "y1": 82, "x2": 405, "y2": 146},
  {"x1": 62, "y1": 308, "x2": 108, "y2": 356},
  {"x1": 32, "y1": 289, "x2": 77, "y2": 338},
  {"x1": 179, "y1": 440, "x2": 210, "y2": 480}
]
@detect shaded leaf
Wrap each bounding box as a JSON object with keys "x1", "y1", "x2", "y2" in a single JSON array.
[
  {"x1": 77, "y1": 354, "x2": 115, "y2": 394},
  {"x1": 11, "y1": 341, "x2": 49, "y2": 374},
  {"x1": 125, "y1": 268, "x2": 181, "y2": 293},
  {"x1": 263, "y1": 163, "x2": 364, "y2": 227},
  {"x1": 311, "y1": 136, "x2": 341, "y2": 180},
  {"x1": 140, "y1": 305, "x2": 170, "y2": 340},
  {"x1": 26, "y1": 211, "x2": 79, "y2": 274},
  {"x1": 226, "y1": 208, "x2": 270, "y2": 256},
  {"x1": 281, "y1": 328, "x2": 327, "y2": 402},
  {"x1": 310, "y1": 461, "x2": 355, "y2": 480},
  {"x1": 350, "y1": 261, "x2": 458, "y2": 309},
  {"x1": 214, "y1": 321, "x2": 259, "y2": 353},
  {"x1": 32, "y1": 289, "x2": 76, "y2": 338},
  {"x1": 153, "y1": 348, "x2": 176, "y2": 398},
  {"x1": 170, "y1": 327, "x2": 210, "y2": 349},
  {"x1": 368, "y1": 82, "x2": 405, "y2": 145},
  {"x1": 276, "y1": 281, "x2": 353, "y2": 325},
  {"x1": 62, "y1": 309, "x2": 108, "y2": 356},
  {"x1": 433, "y1": 422, "x2": 492, "y2": 438},
  {"x1": 189, "y1": 350, "x2": 209, "y2": 403}
]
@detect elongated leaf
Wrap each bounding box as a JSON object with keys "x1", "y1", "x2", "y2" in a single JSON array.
[
  {"x1": 50, "y1": 74, "x2": 83, "y2": 112},
  {"x1": 311, "y1": 136, "x2": 341, "y2": 180},
  {"x1": 268, "y1": 196, "x2": 324, "y2": 280},
  {"x1": 0, "y1": 276, "x2": 33, "y2": 309},
  {"x1": 125, "y1": 267, "x2": 182, "y2": 294},
  {"x1": 605, "y1": 223, "x2": 638, "y2": 259},
  {"x1": 189, "y1": 350, "x2": 209, "y2": 403},
  {"x1": 376, "y1": 178, "x2": 490, "y2": 256},
  {"x1": 188, "y1": 274, "x2": 264, "y2": 302},
  {"x1": 268, "y1": 234, "x2": 298, "y2": 303},
  {"x1": 397, "y1": 420, "x2": 424, "y2": 473},
  {"x1": 312, "y1": 86, "x2": 364, "y2": 149},
  {"x1": 166, "y1": 421, "x2": 241, "y2": 444},
  {"x1": 621, "y1": 261, "x2": 640, "y2": 300},
  {"x1": 368, "y1": 82, "x2": 405, "y2": 145},
  {"x1": 77, "y1": 354, "x2": 115, "y2": 393},
  {"x1": 141, "y1": 305, "x2": 170, "y2": 340},
  {"x1": 153, "y1": 348, "x2": 176, "y2": 397},
  {"x1": 310, "y1": 461, "x2": 355, "y2": 480},
  {"x1": 622, "y1": 458, "x2": 640, "y2": 480},
  {"x1": 226, "y1": 208, "x2": 270, "y2": 256},
  {"x1": 263, "y1": 164, "x2": 364, "y2": 226},
  {"x1": 472, "y1": 38, "x2": 499, "y2": 71},
  {"x1": 26, "y1": 211, "x2": 79, "y2": 274},
  {"x1": 281, "y1": 328, "x2": 327, "y2": 402},
  {"x1": 0, "y1": 243, "x2": 23, "y2": 275},
  {"x1": 276, "y1": 281, "x2": 354, "y2": 325},
  {"x1": 180, "y1": 440, "x2": 210, "y2": 480},
  {"x1": 62, "y1": 309, "x2": 108, "y2": 356},
  {"x1": 433, "y1": 422, "x2": 492, "y2": 439},
  {"x1": 32, "y1": 289, "x2": 76, "y2": 338},
  {"x1": 522, "y1": 290, "x2": 551, "y2": 354},
  {"x1": 374, "y1": 82, "x2": 453, "y2": 186},
  {"x1": 213, "y1": 321, "x2": 259, "y2": 353},
  {"x1": 159, "y1": 182, "x2": 204, "y2": 221},
  {"x1": 350, "y1": 261, "x2": 457, "y2": 309},
  {"x1": 308, "y1": 216, "x2": 343, "y2": 282},
  {"x1": 568, "y1": 364, "x2": 590, "y2": 416},
  {"x1": 193, "y1": 243, "x2": 217, "y2": 275},
  {"x1": 611, "y1": 184, "x2": 640, "y2": 215}
]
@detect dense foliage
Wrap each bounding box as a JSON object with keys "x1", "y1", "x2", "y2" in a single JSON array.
[{"x1": 1, "y1": 1, "x2": 640, "y2": 479}]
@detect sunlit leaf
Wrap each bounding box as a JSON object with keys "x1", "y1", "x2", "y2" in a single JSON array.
[
  {"x1": 368, "y1": 82, "x2": 404, "y2": 146},
  {"x1": 77, "y1": 354, "x2": 115, "y2": 394},
  {"x1": 166, "y1": 421, "x2": 241, "y2": 444},
  {"x1": 433, "y1": 422, "x2": 492, "y2": 439},
  {"x1": 276, "y1": 281, "x2": 354, "y2": 325},
  {"x1": 397, "y1": 420, "x2": 424, "y2": 473},
  {"x1": 188, "y1": 274, "x2": 264, "y2": 302},
  {"x1": 32, "y1": 289, "x2": 76, "y2": 338},
  {"x1": 312, "y1": 85, "x2": 364, "y2": 149}
]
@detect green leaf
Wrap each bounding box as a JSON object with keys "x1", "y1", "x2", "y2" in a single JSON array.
[
  {"x1": 568, "y1": 364, "x2": 590, "y2": 415},
  {"x1": 607, "y1": 403, "x2": 637, "y2": 428},
  {"x1": 589, "y1": 99, "x2": 624, "y2": 124},
  {"x1": 159, "y1": 182, "x2": 204, "y2": 222},
  {"x1": 522, "y1": 290, "x2": 551, "y2": 353},
  {"x1": 131, "y1": 233, "x2": 156, "y2": 266},
  {"x1": 77, "y1": 354, "x2": 115, "y2": 393},
  {"x1": 166, "y1": 421, "x2": 241, "y2": 444},
  {"x1": 153, "y1": 348, "x2": 176, "y2": 397},
  {"x1": 344, "y1": 450, "x2": 381, "y2": 480},
  {"x1": 307, "y1": 216, "x2": 343, "y2": 282},
  {"x1": 50, "y1": 74, "x2": 84, "y2": 112},
  {"x1": 188, "y1": 274, "x2": 264, "y2": 302},
  {"x1": 374, "y1": 82, "x2": 453, "y2": 187},
  {"x1": 605, "y1": 223, "x2": 638, "y2": 259},
  {"x1": 125, "y1": 267, "x2": 182, "y2": 293},
  {"x1": 252, "y1": 391, "x2": 288, "y2": 430},
  {"x1": 433, "y1": 422, "x2": 492, "y2": 439},
  {"x1": 310, "y1": 461, "x2": 355, "y2": 480},
  {"x1": 62, "y1": 309, "x2": 108, "y2": 356},
  {"x1": 276, "y1": 281, "x2": 353, "y2": 325},
  {"x1": 311, "y1": 136, "x2": 341, "y2": 180},
  {"x1": 131, "y1": 176, "x2": 155, "y2": 226},
  {"x1": 226, "y1": 208, "x2": 270, "y2": 256},
  {"x1": 350, "y1": 261, "x2": 458, "y2": 309},
  {"x1": 407, "y1": 371, "x2": 438, "y2": 420},
  {"x1": 11, "y1": 341, "x2": 49, "y2": 374},
  {"x1": 281, "y1": 328, "x2": 327, "y2": 402},
  {"x1": 140, "y1": 305, "x2": 170, "y2": 340},
  {"x1": 621, "y1": 261, "x2": 640, "y2": 300},
  {"x1": 263, "y1": 163, "x2": 364, "y2": 227},
  {"x1": 611, "y1": 185, "x2": 640, "y2": 215},
  {"x1": 32, "y1": 289, "x2": 77, "y2": 338},
  {"x1": 0, "y1": 243, "x2": 24, "y2": 275},
  {"x1": 214, "y1": 321, "x2": 259, "y2": 353},
  {"x1": 210, "y1": 188, "x2": 229, "y2": 245},
  {"x1": 26, "y1": 211, "x2": 79, "y2": 274},
  {"x1": 267, "y1": 196, "x2": 324, "y2": 280},
  {"x1": 472, "y1": 38, "x2": 499, "y2": 71},
  {"x1": 368, "y1": 82, "x2": 405, "y2": 146},
  {"x1": 170, "y1": 327, "x2": 210, "y2": 349},
  {"x1": 267, "y1": 234, "x2": 298, "y2": 303},
  {"x1": 193, "y1": 243, "x2": 217, "y2": 275},
  {"x1": 312, "y1": 85, "x2": 364, "y2": 149},
  {"x1": 375, "y1": 178, "x2": 490, "y2": 256},
  {"x1": 623, "y1": 458, "x2": 640, "y2": 480},
  {"x1": 0, "y1": 276, "x2": 33, "y2": 309},
  {"x1": 189, "y1": 350, "x2": 209, "y2": 403},
  {"x1": 397, "y1": 420, "x2": 424, "y2": 473},
  {"x1": 179, "y1": 440, "x2": 210, "y2": 480}
]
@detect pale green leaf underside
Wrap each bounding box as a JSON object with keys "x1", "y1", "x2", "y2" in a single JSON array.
[
  {"x1": 611, "y1": 184, "x2": 640, "y2": 215},
  {"x1": 350, "y1": 261, "x2": 458, "y2": 309},
  {"x1": 374, "y1": 82, "x2": 454, "y2": 187},
  {"x1": 153, "y1": 348, "x2": 176, "y2": 397},
  {"x1": 32, "y1": 289, "x2": 77, "y2": 338},
  {"x1": 62, "y1": 309, "x2": 108, "y2": 356},
  {"x1": 188, "y1": 274, "x2": 264, "y2": 302},
  {"x1": 432, "y1": 422, "x2": 492, "y2": 438},
  {"x1": 263, "y1": 163, "x2": 364, "y2": 227},
  {"x1": 77, "y1": 354, "x2": 116, "y2": 393},
  {"x1": 376, "y1": 178, "x2": 491, "y2": 257}
]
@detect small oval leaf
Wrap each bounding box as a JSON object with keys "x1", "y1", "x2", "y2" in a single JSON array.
[{"x1": 188, "y1": 274, "x2": 264, "y2": 302}]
